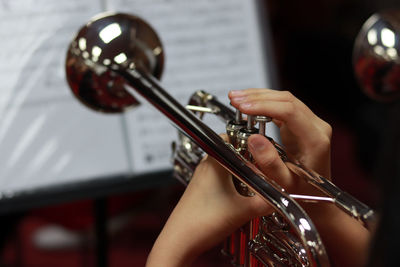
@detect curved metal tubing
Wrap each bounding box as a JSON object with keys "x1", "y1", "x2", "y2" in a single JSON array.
[
  {"x1": 120, "y1": 68, "x2": 330, "y2": 266},
  {"x1": 66, "y1": 11, "x2": 329, "y2": 263},
  {"x1": 195, "y1": 93, "x2": 376, "y2": 230},
  {"x1": 65, "y1": 12, "x2": 379, "y2": 266}
]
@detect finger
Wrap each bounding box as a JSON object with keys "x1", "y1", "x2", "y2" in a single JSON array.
[
  {"x1": 229, "y1": 89, "x2": 293, "y2": 103},
  {"x1": 247, "y1": 134, "x2": 295, "y2": 190},
  {"x1": 229, "y1": 88, "x2": 276, "y2": 97},
  {"x1": 230, "y1": 91, "x2": 331, "y2": 146},
  {"x1": 240, "y1": 101, "x2": 324, "y2": 143},
  {"x1": 229, "y1": 90, "x2": 312, "y2": 123}
]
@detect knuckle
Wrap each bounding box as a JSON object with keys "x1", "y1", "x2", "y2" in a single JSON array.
[
  {"x1": 317, "y1": 120, "x2": 332, "y2": 140},
  {"x1": 283, "y1": 101, "x2": 296, "y2": 117},
  {"x1": 311, "y1": 133, "x2": 331, "y2": 155},
  {"x1": 281, "y1": 90, "x2": 295, "y2": 102},
  {"x1": 323, "y1": 122, "x2": 333, "y2": 139},
  {"x1": 319, "y1": 135, "x2": 331, "y2": 147}
]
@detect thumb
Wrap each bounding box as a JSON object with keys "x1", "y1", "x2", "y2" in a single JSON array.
[{"x1": 247, "y1": 134, "x2": 293, "y2": 190}]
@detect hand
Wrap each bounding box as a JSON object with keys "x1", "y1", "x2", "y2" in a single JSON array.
[
  {"x1": 147, "y1": 89, "x2": 370, "y2": 267},
  {"x1": 146, "y1": 139, "x2": 274, "y2": 267},
  {"x1": 229, "y1": 88, "x2": 332, "y2": 180},
  {"x1": 229, "y1": 88, "x2": 370, "y2": 267}
]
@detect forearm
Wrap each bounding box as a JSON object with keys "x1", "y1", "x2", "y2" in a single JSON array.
[
  {"x1": 146, "y1": 163, "x2": 256, "y2": 267},
  {"x1": 304, "y1": 202, "x2": 371, "y2": 267},
  {"x1": 146, "y1": 224, "x2": 199, "y2": 267},
  {"x1": 146, "y1": 199, "x2": 217, "y2": 267}
]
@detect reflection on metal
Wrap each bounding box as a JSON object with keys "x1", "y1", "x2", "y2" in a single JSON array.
[
  {"x1": 114, "y1": 53, "x2": 127, "y2": 64},
  {"x1": 353, "y1": 10, "x2": 400, "y2": 102},
  {"x1": 381, "y1": 28, "x2": 395, "y2": 48},
  {"x1": 99, "y1": 23, "x2": 122, "y2": 44},
  {"x1": 65, "y1": 12, "x2": 376, "y2": 267},
  {"x1": 289, "y1": 194, "x2": 335, "y2": 203},
  {"x1": 66, "y1": 13, "x2": 164, "y2": 113},
  {"x1": 367, "y1": 29, "x2": 377, "y2": 45},
  {"x1": 79, "y1": 37, "x2": 87, "y2": 51},
  {"x1": 92, "y1": 46, "x2": 102, "y2": 57},
  {"x1": 173, "y1": 90, "x2": 375, "y2": 266},
  {"x1": 185, "y1": 105, "x2": 218, "y2": 114}
]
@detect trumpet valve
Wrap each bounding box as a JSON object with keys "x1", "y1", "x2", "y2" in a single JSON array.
[
  {"x1": 226, "y1": 107, "x2": 246, "y2": 146},
  {"x1": 235, "y1": 109, "x2": 243, "y2": 124},
  {"x1": 255, "y1": 115, "x2": 272, "y2": 136},
  {"x1": 246, "y1": 115, "x2": 256, "y2": 130}
]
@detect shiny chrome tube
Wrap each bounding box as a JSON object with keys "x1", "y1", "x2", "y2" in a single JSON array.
[
  {"x1": 120, "y1": 65, "x2": 330, "y2": 267},
  {"x1": 65, "y1": 12, "x2": 375, "y2": 267},
  {"x1": 188, "y1": 91, "x2": 375, "y2": 230}
]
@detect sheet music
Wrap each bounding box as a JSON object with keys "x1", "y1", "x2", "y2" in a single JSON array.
[
  {"x1": 0, "y1": 0, "x2": 131, "y2": 193},
  {"x1": 107, "y1": 0, "x2": 277, "y2": 172},
  {"x1": 0, "y1": 0, "x2": 278, "y2": 194}
]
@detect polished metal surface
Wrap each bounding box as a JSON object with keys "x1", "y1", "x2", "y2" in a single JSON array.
[
  {"x1": 185, "y1": 92, "x2": 376, "y2": 231},
  {"x1": 66, "y1": 12, "x2": 164, "y2": 112},
  {"x1": 174, "y1": 91, "x2": 329, "y2": 267},
  {"x1": 66, "y1": 12, "x2": 376, "y2": 267},
  {"x1": 353, "y1": 10, "x2": 400, "y2": 102}
]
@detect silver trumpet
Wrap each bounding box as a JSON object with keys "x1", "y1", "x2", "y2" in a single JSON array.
[{"x1": 65, "y1": 13, "x2": 375, "y2": 267}]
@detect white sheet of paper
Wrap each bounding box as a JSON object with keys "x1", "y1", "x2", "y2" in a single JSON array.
[
  {"x1": 0, "y1": 0, "x2": 131, "y2": 193},
  {"x1": 0, "y1": 0, "x2": 278, "y2": 194}
]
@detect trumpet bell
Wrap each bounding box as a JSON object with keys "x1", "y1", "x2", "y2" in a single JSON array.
[
  {"x1": 65, "y1": 13, "x2": 165, "y2": 113},
  {"x1": 353, "y1": 10, "x2": 400, "y2": 102},
  {"x1": 64, "y1": 12, "x2": 376, "y2": 267}
]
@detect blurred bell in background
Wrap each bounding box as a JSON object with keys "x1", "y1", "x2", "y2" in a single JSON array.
[
  {"x1": 268, "y1": 0, "x2": 400, "y2": 204},
  {"x1": 352, "y1": 8, "x2": 400, "y2": 267},
  {"x1": 270, "y1": 3, "x2": 400, "y2": 265}
]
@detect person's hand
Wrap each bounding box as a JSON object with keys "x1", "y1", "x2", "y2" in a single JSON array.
[
  {"x1": 229, "y1": 88, "x2": 370, "y2": 267},
  {"x1": 229, "y1": 88, "x2": 332, "y2": 196},
  {"x1": 230, "y1": 88, "x2": 332, "y2": 178},
  {"x1": 146, "y1": 139, "x2": 275, "y2": 267},
  {"x1": 147, "y1": 89, "x2": 333, "y2": 267},
  {"x1": 147, "y1": 89, "x2": 370, "y2": 267}
]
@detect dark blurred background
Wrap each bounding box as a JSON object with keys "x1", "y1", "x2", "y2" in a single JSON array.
[
  {"x1": 2, "y1": 1, "x2": 400, "y2": 266},
  {"x1": 267, "y1": 0, "x2": 399, "y2": 204}
]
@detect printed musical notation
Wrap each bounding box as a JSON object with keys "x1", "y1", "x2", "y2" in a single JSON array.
[
  {"x1": 0, "y1": 0, "x2": 130, "y2": 192},
  {"x1": 0, "y1": 0, "x2": 276, "y2": 194}
]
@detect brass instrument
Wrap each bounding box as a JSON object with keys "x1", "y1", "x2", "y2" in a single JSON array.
[{"x1": 65, "y1": 13, "x2": 375, "y2": 267}]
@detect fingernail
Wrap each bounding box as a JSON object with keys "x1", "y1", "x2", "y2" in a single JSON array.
[
  {"x1": 248, "y1": 136, "x2": 266, "y2": 152},
  {"x1": 231, "y1": 96, "x2": 246, "y2": 102},
  {"x1": 229, "y1": 90, "x2": 244, "y2": 97},
  {"x1": 239, "y1": 103, "x2": 252, "y2": 109}
]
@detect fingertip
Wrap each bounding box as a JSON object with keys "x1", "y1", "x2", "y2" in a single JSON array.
[{"x1": 228, "y1": 90, "x2": 244, "y2": 98}]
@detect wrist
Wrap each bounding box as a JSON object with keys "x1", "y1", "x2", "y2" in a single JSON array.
[{"x1": 146, "y1": 230, "x2": 200, "y2": 267}]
